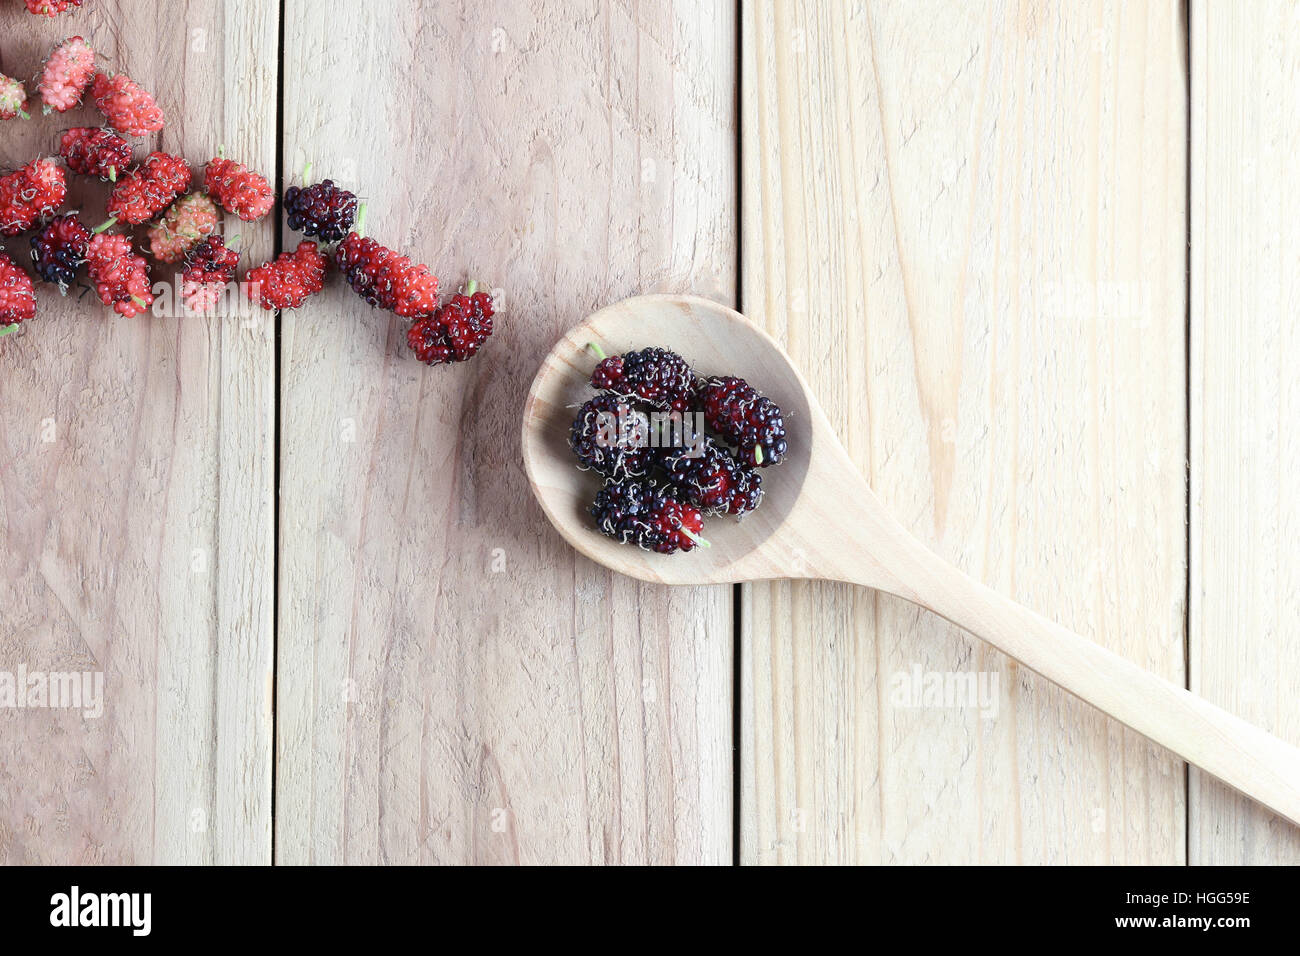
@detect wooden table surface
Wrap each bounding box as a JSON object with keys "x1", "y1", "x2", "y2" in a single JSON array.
[{"x1": 0, "y1": 0, "x2": 1295, "y2": 865}]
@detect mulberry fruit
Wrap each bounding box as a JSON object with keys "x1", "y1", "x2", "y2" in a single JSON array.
[
  {"x1": 590, "y1": 479, "x2": 707, "y2": 554},
  {"x1": 569, "y1": 394, "x2": 656, "y2": 478},
  {"x1": 335, "y1": 232, "x2": 439, "y2": 317},
  {"x1": 86, "y1": 232, "x2": 153, "y2": 317},
  {"x1": 406, "y1": 286, "x2": 494, "y2": 365},
  {"x1": 0, "y1": 74, "x2": 29, "y2": 121},
  {"x1": 30, "y1": 214, "x2": 91, "y2": 291},
  {"x1": 0, "y1": 254, "x2": 36, "y2": 330},
  {"x1": 38, "y1": 36, "x2": 95, "y2": 112},
  {"x1": 284, "y1": 179, "x2": 358, "y2": 242},
  {"x1": 108, "y1": 151, "x2": 191, "y2": 224},
  {"x1": 181, "y1": 235, "x2": 240, "y2": 314},
  {"x1": 246, "y1": 241, "x2": 325, "y2": 311},
  {"x1": 59, "y1": 127, "x2": 131, "y2": 181},
  {"x1": 0, "y1": 158, "x2": 67, "y2": 236},
  {"x1": 205, "y1": 155, "x2": 274, "y2": 221},
  {"x1": 26, "y1": 0, "x2": 84, "y2": 15},
  {"x1": 91, "y1": 72, "x2": 164, "y2": 136},
  {"x1": 591, "y1": 346, "x2": 698, "y2": 412},
  {"x1": 698, "y1": 376, "x2": 788, "y2": 467},
  {"x1": 660, "y1": 433, "x2": 763, "y2": 517},
  {"x1": 148, "y1": 193, "x2": 218, "y2": 263}
]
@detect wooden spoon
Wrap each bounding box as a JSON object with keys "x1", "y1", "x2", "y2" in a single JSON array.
[{"x1": 522, "y1": 293, "x2": 1300, "y2": 826}]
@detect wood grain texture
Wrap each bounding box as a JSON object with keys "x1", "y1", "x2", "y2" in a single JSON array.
[
  {"x1": 740, "y1": 0, "x2": 1188, "y2": 863},
  {"x1": 0, "y1": 0, "x2": 276, "y2": 864},
  {"x1": 276, "y1": 0, "x2": 735, "y2": 864},
  {"x1": 1189, "y1": 0, "x2": 1300, "y2": 864}
]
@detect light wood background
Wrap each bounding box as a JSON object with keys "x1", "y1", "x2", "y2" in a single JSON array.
[
  {"x1": 1190, "y1": 0, "x2": 1300, "y2": 865},
  {"x1": 0, "y1": 0, "x2": 277, "y2": 864},
  {"x1": 0, "y1": 0, "x2": 1296, "y2": 865}
]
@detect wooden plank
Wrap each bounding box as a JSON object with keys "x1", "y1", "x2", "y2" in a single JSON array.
[
  {"x1": 741, "y1": 0, "x2": 1187, "y2": 863},
  {"x1": 276, "y1": 0, "x2": 736, "y2": 864},
  {"x1": 0, "y1": 0, "x2": 276, "y2": 863},
  {"x1": 1189, "y1": 0, "x2": 1300, "y2": 864}
]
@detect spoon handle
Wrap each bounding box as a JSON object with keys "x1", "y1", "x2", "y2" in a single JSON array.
[{"x1": 846, "y1": 527, "x2": 1300, "y2": 825}]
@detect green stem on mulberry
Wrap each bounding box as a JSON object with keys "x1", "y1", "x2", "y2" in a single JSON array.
[
  {"x1": 301, "y1": 161, "x2": 312, "y2": 184},
  {"x1": 586, "y1": 342, "x2": 607, "y2": 361},
  {"x1": 92, "y1": 217, "x2": 117, "y2": 234},
  {"x1": 754, "y1": 445, "x2": 764, "y2": 465},
  {"x1": 465, "y1": 279, "x2": 478, "y2": 296},
  {"x1": 680, "y1": 527, "x2": 711, "y2": 549},
  {"x1": 0, "y1": 323, "x2": 19, "y2": 339}
]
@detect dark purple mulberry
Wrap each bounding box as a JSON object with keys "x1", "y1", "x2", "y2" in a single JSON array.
[
  {"x1": 590, "y1": 478, "x2": 707, "y2": 554},
  {"x1": 284, "y1": 179, "x2": 358, "y2": 242},
  {"x1": 660, "y1": 433, "x2": 763, "y2": 516},
  {"x1": 591, "y1": 346, "x2": 698, "y2": 412},
  {"x1": 569, "y1": 394, "x2": 656, "y2": 478},
  {"x1": 30, "y1": 214, "x2": 91, "y2": 290}
]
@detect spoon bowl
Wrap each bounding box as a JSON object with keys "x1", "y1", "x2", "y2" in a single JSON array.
[
  {"x1": 523, "y1": 294, "x2": 818, "y2": 584},
  {"x1": 522, "y1": 294, "x2": 1300, "y2": 826}
]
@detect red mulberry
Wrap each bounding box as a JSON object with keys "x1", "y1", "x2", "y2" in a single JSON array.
[
  {"x1": 0, "y1": 158, "x2": 67, "y2": 236},
  {"x1": 406, "y1": 287, "x2": 494, "y2": 365},
  {"x1": 205, "y1": 156, "x2": 274, "y2": 221},
  {"x1": 0, "y1": 74, "x2": 29, "y2": 121},
  {"x1": 245, "y1": 241, "x2": 326, "y2": 311},
  {"x1": 660, "y1": 433, "x2": 764, "y2": 516},
  {"x1": 86, "y1": 232, "x2": 153, "y2": 317},
  {"x1": 38, "y1": 36, "x2": 95, "y2": 112},
  {"x1": 91, "y1": 72, "x2": 164, "y2": 136},
  {"x1": 108, "y1": 151, "x2": 191, "y2": 225},
  {"x1": 0, "y1": 253, "x2": 36, "y2": 329},
  {"x1": 59, "y1": 127, "x2": 131, "y2": 181},
  {"x1": 335, "y1": 232, "x2": 439, "y2": 318},
  {"x1": 148, "y1": 193, "x2": 218, "y2": 263}
]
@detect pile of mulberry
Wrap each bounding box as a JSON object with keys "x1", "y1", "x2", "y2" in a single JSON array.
[{"x1": 570, "y1": 345, "x2": 788, "y2": 554}]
